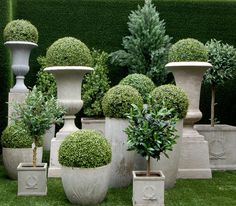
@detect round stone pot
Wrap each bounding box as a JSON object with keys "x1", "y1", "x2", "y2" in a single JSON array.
[
  {"x1": 61, "y1": 164, "x2": 111, "y2": 205},
  {"x1": 105, "y1": 118, "x2": 134, "y2": 188},
  {"x1": 2, "y1": 147, "x2": 43, "y2": 180}
]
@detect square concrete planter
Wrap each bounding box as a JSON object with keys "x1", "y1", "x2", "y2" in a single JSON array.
[
  {"x1": 81, "y1": 117, "x2": 105, "y2": 135},
  {"x1": 17, "y1": 163, "x2": 47, "y2": 196},
  {"x1": 133, "y1": 171, "x2": 165, "y2": 206}
]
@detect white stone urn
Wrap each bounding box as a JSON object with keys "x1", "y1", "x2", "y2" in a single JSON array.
[
  {"x1": 44, "y1": 66, "x2": 93, "y2": 177},
  {"x1": 61, "y1": 164, "x2": 111, "y2": 205},
  {"x1": 4, "y1": 41, "x2": 37, "y2": 92},
  {"x1": 105, "y1": 117, "x2": 134, "y2": 188},
  {"x1": 166, "y1": 62, "x2": 212, "y2": 179}
]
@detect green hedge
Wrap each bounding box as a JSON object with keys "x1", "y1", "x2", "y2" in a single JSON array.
[{"x1": 1, "y1": 0, "x2": 236, "y2": 127}]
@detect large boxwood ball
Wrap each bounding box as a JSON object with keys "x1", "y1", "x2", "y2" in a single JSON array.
[
  {"x1": 58, "y1": 130, "x2": 111, "y2": 168},
  {"x1": 151, "y1": 84, "x2": 189, "y2": 119},
  {"x1": 3, "y1": 19, "x2": 38, "y2": 43},
  {"x1": 168, "y1": 38, "x2": 208, "y2": 62},
  {"x1": 102, "y1": 85, "x2": 143, "y2": 118},
  {"x1": 119, "y1": 74, "x2": 155, "y2": 102},
  {"x1": 1, "y1": 123, "x2": 42, "y2": 148},
  {"x1": 46, "y1": 37, "x2": 93, "y2": 67}
]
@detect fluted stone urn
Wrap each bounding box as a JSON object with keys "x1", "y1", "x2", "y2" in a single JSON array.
[
  {"x1": 166, "y1": 62, "x2": 212, "y2": 179},
  {"x1": 45, "y1": 66, "x2": 93, "y2": 177}
]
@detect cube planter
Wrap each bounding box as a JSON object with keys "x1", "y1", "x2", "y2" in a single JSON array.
[
  {"x1": 81, "y1": 117, "x2": 105, "y2": 135},
  {"x1": 133, "y1": 171, "x2": 165, "y2": 206},
  {"x1": 17, "y1": 163, "x2": 47, "y2": 196}
]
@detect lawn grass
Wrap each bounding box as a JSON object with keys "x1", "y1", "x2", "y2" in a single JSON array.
[{"x1": 0, "y1": 162, "x2": 235, "y2": 205}]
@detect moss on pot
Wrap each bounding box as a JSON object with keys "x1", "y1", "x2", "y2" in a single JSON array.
[
  {"x1": 168, "y1": 38, "x2": 208, "y2": 62},
  {"x1": 3, "y1": 19, "x2": 38, "y2": 43},
  {"x1": 119, "y1": 74, "x2": 155, "y2": 102},
  {"x1": 151, "y1": 84, "x2": 189, "y2": 119},
  {"x1": 102, "y1": 85, "x2": 143, "y2": 119},
  {"x1": 58, "y1": 130, "x2": 111, "y2": 168},
  {"x1": 46, "y1": 37, "x2": 93, "y2": 67}
]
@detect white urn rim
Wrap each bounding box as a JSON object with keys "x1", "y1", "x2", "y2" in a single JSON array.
[
  {"x1": 4, "y1": 41, "x2": 38, "y2": 47},
  {"x1": 166, "y1": 61, "x2": 212, "y2": 68},
  {"x1": 44, "y1": 66, "x2": 93, "y2": 72}
]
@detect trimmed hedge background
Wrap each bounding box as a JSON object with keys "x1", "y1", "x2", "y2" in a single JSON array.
[{"x1": 1, "y1": 0, "x2": 236, "y2": 134}]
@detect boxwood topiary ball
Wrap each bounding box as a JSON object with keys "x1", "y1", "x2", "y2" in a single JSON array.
[
  {"x1": 58, "y1": 130, "x2": 111, "y2": 168},
  {"x1": 119, "y1": 74, "x2": 155, "y2": 102},
  {"x1": 46, "y1": 37, "x2": 93, "y2": 67},
  {"x1": 1, "y1": 123, "x2": 42, "y2": 148},
  {"x1": 168, "y1": 38, "x2": 208, "y2": 62},
  {"x1": 151, "y1": 84, "x2": 189, "y2": 119},
  {"x1": 102, "y1": 85, "x2": 143, "y2": 118},
  {"x1": 3, "y1": 19, "x2": 38, "y2": 43}
]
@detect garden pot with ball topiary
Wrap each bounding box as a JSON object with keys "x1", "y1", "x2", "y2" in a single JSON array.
[
  {"x1": 166, "y1": 38, "x2": 212, "y2": 179},
  {"x1": 58, "y1": 130, "x2": 111, "y2": 205},
  {"x1": 102, "y1": 85, "x2": 143, "y2": 188}
]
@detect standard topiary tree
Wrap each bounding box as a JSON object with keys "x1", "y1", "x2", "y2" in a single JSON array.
[
  {"x1": 3, "y1": 19, "x2": 38, "y2": 43},
  {"x1": 204, "y1": 39, "x2": 236, "y2": 127},
  {"x1": 151, "y1": 84, "x2": 189, "y2": 119},
  {"x1": 46, "y1": 37, "x2": 93, "y2": 67},
  {"x1": 119, "y1": 74, "x2": 155, "y2": 102},
  {"x1": 110, "y1": 0, "x2": 171, "y2": 85},
  {"x1": 82, "y1": 50, "x2": 110, "y2": 117},
  {"x1": 102, "y1": 85, "x2": 143, "y2": 119},
  {"x1": 168, "y1": 38, "x2": 208, "y2": 62}
]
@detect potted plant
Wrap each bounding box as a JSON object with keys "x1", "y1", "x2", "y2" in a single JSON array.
[
  {"x1": 195, "y1": 39, "x2": 236, "y2": 170},
  {"x1": 58, "y1": 129, "x2": 111, "y2": 205},
  {"x1": 166, "y1": 38, "x2": 212, "y2": 179},
  {"x1": 1, "y1": 122, "x2": 43, "y2": 180},
  {"x1": 125, "y1": 97, "x2": 179, "y2": 206},
  {"x1": 150, "y1": 84, "x2": 188, "y2": 188},
  {"x1": 10, "y1": 86, "x2": 64, "y2": 196},
  {"x1": 44, "y1": 37, "x2": 93, "y2": 177},
  {"x1": 102, "y1": 85, "x2": 143, "y2": 187},
  {"x1": 81, "y1": 49, "x2": 110, "y2": 135}
]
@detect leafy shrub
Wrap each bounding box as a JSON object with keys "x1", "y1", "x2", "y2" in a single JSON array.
[
  {"x1": 119, "y1": 74, "x2": 155, "y2": 102},
  {"x1": 1, "y1": 122, "x2": 42, "y2": 148},
  {"x1": 82, "y1": 50, "x2": 110, "y2": 117},
  {"x1": 102, "y1": 85, "x2": 143, "y2": 119},
  {"x1": 110, "y1": 0, "x2": 171, "y2": 85},
  {"x1": 168, "y1": 38, "x2": 208, "y2": 62},
  {"x1": 3, "y1": 19, "x2": 38, "y2": 43},
  {"x1": 36, "y1": 56, "x2": 57, "y2": 98},
  {"x1": 58, "y1": 129, "x2": 111, "y2": 168},
  {"x1": 151, "y1": 84, "x2": 189, "y2": 119},
  {"x1": 125, "y1": 97, "x2": 178, "y2": 176},
  {"x1": 46, "y1": 37, "x2": 93, "y2": 67}
]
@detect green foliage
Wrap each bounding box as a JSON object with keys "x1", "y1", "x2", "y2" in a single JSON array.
[
  {"x1": 110, "y1": 0, "x2": 171, "y2": 85},
  {"x1": 168, "y1": 38, "x2": 208, "y2": 62},
  {"x1": 102, "y1": 85, "x2": 143, "y2": 119},
  {"x1": 125, "y1": 97, "x2": 178, "y2": 162},
  {"x1": 58, "y1": 129, "x2": 111, "y2": 168},
  {"x1": 1, "y1": 122, "x2": 42, "y2": 148},
  {"x1": 82, "y1": 50, "x2": 110, "y2": 117},
  {"x1": 151, "y1": 84, "x2": 189, "y2": 119},
  {"x1": 36, "y1": 56, "x2": 57, "y2": 98},
  {"x1": 119, "y1": 73, "x2": 155, "y2": 102},
  {"x1": 46, "y1": 37, "x2": 93, "y2": 67},
  {"x1": 204, "y1": 39, "x2": 236, "y2": 86},
  {"x1": 3, "y1": 19, "x2": 38, "y2": 43}
]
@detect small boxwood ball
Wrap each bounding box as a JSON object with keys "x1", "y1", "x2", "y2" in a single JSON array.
[
  {"x1": 168, "y1": 38, "x2": 208, "y2": 62},
  {"x1": 151, "y1": 84, "x2": 189, "y2": 119},
  {"x1": 102, "y1": 85, "x2": 143, "y2": 118},
  {"x1": 46, "y1": 37, "x2": 93, "y2": 67},
  {"x1": 119, "y1": 74, "x2": 155, "y2": 101},
  {"x1": 1, "y1": 123, "x2": 42, "y2": 148},
  {"x1": 3, "y1": 19, "x2": 38, "y2": 43},
  {"x1": 58, "y1": 130, "x2": 111, "y2": 168}
]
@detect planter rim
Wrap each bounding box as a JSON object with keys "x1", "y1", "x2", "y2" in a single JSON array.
[
  {"x1": 44, "y1": 66, "x2": 93, "y2": 72},
  {"x1": 133, "y1": 170, "x2": 165, "y2": 180},
  {"x1": 62, "y1": 163, "x2": 111, "y2": 170},
  {"x1": 4, "y1": 41, "x2": 38, "y2": 47},
  {"x1": 195, "y1": 124, "x2": 236, "y2": 131},
  {"x1": 166, "y1": 61, "x2": 212, "y2": 68},
  {"x1": 81, "y1": 117, "x2": 105, "y2": 122},
  {"x1": 105, "y1": 117, "x2": 127, "y2": 120},
  {"x1": 17, "y1": 162, "x2": 47, "y2": 171}
]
